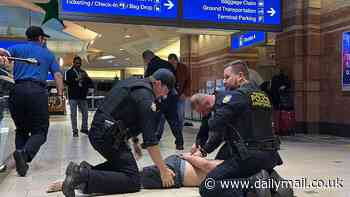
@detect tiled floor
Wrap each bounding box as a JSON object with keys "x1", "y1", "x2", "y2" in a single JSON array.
[{"x1": 0, "y1": 115, "x2": 350, "y2": 197}]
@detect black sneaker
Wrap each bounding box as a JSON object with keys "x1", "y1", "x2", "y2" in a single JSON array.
[
  {"x1": 13, "y1": 150, "x2": 29, "y2": 177},
  {"x1": 73, "y1": 131, "x2": 79, "y2": 137},
  {"x1": 62, "y1": 162, "x2": 84, "y2": 197},
  {"x1": 80, "y1": 129, "x2": 89, "y2": 135}
]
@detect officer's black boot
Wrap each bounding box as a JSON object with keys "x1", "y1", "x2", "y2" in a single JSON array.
[
  {"x1": 80, "y1": 161, "x2": 92, "y2": 169},
  {"x1": 62, "y1": 162, "x2": 88, "y2": 197},
  {"x1": 73, "y1": 130, "x2": 79, "y2": 137},
  {"x1": 13, "y1": 150, "x2": 29, "y2": 177},
  {"x1": 75, "y1": 161, "x2": 92, "y2": 193},
  {"x1": 270, "y1": 170, "x2": 294, "y2": 197}
]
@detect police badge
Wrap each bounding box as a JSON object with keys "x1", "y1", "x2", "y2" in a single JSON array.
[
  {"x1": 151, "y1": 102, "x2": 157, "y2": 112},
  {"x1": 222, "y1": 95, "x2": 232, "y2": 104}
]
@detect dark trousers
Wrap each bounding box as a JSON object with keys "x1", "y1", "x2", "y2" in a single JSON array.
[
  {"x1": 9, "y1": 81, "x2": 49, "y2": 162},
  {"x1": 86, "y1": 113, "x2": 140, "y2": 194},
  {"x1": 157, "y1": 92, "x2": 184, "y2": 146},
  {"x1": 199, "y1": 151, "x2": 280, "y2": 197}
]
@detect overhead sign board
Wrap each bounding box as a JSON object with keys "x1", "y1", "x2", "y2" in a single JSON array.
[
  {"x1": 231, "y1": 31, "x2": 266, "y2": 50},
  {"x1": 61, "y1": 0, "x2": 178, "y2": 22},
  {"x1": 60, "y1": 0, "x2": 282, "y2": 31},
  {"x1": 183, "y1": 0, "x2": 281, "y2": 25}
]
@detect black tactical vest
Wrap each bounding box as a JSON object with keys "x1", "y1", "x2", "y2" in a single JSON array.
[
  {"x1": 98, "y1": 79, "x2": 155, "y2": 127},
  {"x1": 230, "y1": 83, "x2": 275, "y2": 144}
]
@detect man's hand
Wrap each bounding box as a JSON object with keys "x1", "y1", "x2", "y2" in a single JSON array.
[
  {"x1": 192, "y1": 149, "x2": 204, "y2": 157},
  {"x1": 0, "y1": 56, "x2": 10, "y2": 65},
  {"x1": 180, "y1": 152, "x2": 192, "y2": 160},
  {"x1": 132, "y1": 142, "x2": 143, "y2": 160},
  {"x1": 160, "y1": 167, "x2": 175, "y2": 188},
  {"x1": 190, "y1": 143, "x2": 199, "y2": 155}
]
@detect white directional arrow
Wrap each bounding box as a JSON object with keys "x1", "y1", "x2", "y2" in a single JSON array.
[
  {"x1": 164, "y1": 0, "x2": 174, "y2": 10},
  {"x1": 267, "y1": 8, "x2": 276, "y2": 17}
]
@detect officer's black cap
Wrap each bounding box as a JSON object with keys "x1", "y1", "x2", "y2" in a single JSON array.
[
  {"x1": 150, "y1": 69, "x2": 175, "y2": 89},
  {"x1": 25, "y1": 26, "x2": 50, "y2": 39}
]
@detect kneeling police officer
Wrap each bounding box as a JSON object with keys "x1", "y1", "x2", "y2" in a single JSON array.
[
  {"x1": 62, "y1": 69, "x2": 176, "y2": 197},
  {"x1": 191, "y1": 60, "x2": 290, "y2": 197}
]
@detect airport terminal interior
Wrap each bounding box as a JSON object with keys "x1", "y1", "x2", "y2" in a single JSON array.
[{"x1": 1, "y1": 0, "x2": 350, "y2": 197}]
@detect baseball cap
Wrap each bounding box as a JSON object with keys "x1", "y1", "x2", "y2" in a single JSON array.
[
  {"x1": 25, "y1": 26, "x2": 50, "y2": 39},
  {"x1": 150, "y1": 69, "x2": 175, "y2": 90}
]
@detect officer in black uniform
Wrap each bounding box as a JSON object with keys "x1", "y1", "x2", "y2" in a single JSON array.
[
  {"x1": 62, "y1": 69, "x2": 177, "y2": 197},
  {"x1": 191, "y1": 60, "x2": 283, "y2": 197}
]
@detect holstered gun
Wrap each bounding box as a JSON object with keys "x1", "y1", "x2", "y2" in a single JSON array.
[
  {"x1": 112, "y1": 120, "x2": 129, "y2": 149},
  {"x1": 104, "y1": 119, "x2": 129, "y2": 150}
]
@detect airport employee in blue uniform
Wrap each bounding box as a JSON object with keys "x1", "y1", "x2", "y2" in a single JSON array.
[{"x1": 0, "y1": 26, "x2": 64, "y2": 177}]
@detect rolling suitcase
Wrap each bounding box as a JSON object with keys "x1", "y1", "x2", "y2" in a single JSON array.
[{"x1": 277, "y1": 110, "x2": 296, "y2": 136}]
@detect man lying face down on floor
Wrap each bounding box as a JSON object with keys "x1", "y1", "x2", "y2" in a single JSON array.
[
  {"x1": 47, "y1": 139, "x2": 292, "y2": 197},
  {"x1": 47, "y1": 145, "x2": 222, "y2": 193}
]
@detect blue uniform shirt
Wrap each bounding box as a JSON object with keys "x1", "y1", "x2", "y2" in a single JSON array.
[{"x1": 8, "y1": 41, "x2": 61, "y2": 82}]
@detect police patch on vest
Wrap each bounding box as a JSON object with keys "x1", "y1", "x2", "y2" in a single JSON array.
[
  {"x1": 151, "y1": 102, "x2": 157, "y2": 112},
  {"x1": 250, "y1": 92, "x2": 272, "y2": 108},
  {"x1": 222, "y1": 95, "x2": 232, "y2": 104}
]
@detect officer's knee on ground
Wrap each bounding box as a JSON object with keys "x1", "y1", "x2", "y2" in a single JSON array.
[{"x1": 124, "y1": 174, "x2": 142, "y2": 193}]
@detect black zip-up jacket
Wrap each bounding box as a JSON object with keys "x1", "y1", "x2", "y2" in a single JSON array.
[{"x1": 144, "y1": 56, "x2": 176, "y2": 77}]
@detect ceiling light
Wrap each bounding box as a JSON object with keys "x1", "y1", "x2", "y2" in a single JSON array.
[
  {"x1": 98, "y1": 55, "x2": 116, "y2": 60},
  {"x1": 125, "y1": 35, "x2": 131, "y2": 38},
  {"x1": 120, "y1": 48, "x2": 125, "y2": 51},
  {"x1": 125, "y1": 58, "x2": 130, "y2": 61}
]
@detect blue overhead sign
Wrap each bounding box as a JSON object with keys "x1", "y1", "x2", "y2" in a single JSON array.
[
  {"x1": 231, "y1": 31, "x2": 266, "y2": 50},
  {"x1": 61, "y1": 0, "x2": 178, "y2": 19},
  {"x1": 183, "y1": 0, "x2": 281, "y2": 26},
  {"x1": 60, "y1": 0, "x2": 282, "y2": 31}
]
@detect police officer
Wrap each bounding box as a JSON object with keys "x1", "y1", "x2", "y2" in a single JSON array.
[
  {"x1": 191, "y1": 60, "x2": 283, "y2": 197},
  {"x1": 62, "y1": 69, "x2": 177, "y2": 197},
  {"x1": 0, "y1": 26, "x2": 64, "y2": 177}
]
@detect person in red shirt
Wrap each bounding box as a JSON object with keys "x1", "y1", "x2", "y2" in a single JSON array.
[{"x1": 168, "y1": 54, "x2": 191, "y2": 132}]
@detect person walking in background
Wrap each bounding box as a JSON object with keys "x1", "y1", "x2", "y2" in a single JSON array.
[
  {"x1": 0, "y1": 26, "x2": 64, "y2": 177},
  {"x1": 168, "y1": 54, "x2": 190, "y2": 134},
  {"x1": 271, "y1": 68, "x2": 291, "y2": 109},
  {"x1": 65, "y1": 56, "x2": 93, "y2": 137}
]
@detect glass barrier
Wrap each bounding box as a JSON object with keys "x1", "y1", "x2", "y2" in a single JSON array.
[{"x1": 0, "y1": 74, "x2": 15, "y2": 170}]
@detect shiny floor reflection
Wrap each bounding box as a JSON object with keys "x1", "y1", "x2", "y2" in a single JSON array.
[{"x1": 0, "y1": 115, "x2": 349, "y2": 197}]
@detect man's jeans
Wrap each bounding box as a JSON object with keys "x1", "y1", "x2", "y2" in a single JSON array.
[
  {"x1": 69, "y1": 99, "x2": 88, "y2": 132},
  {"x1": 177, "y1": 98, "x2": 186, "y2": 129},
  {"x1": 156, "y1": 92, "x2": 184, "y2": 146}
]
